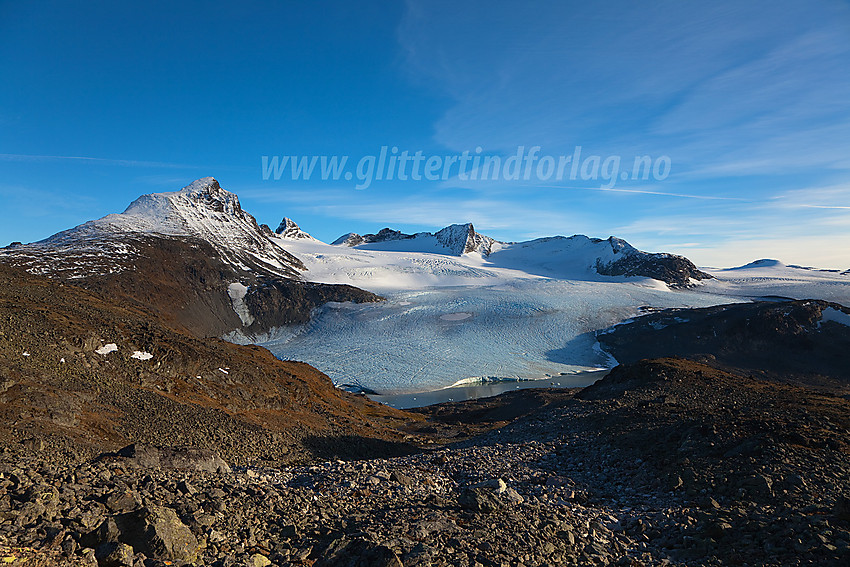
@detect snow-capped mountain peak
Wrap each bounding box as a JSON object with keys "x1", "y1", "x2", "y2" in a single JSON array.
[
  {"x1": 110, "y1": 176, "x2": 245, "y2": 235},
  {"x1": 331, "y1": 232, "x2": 364, "y2": 246},
  {"x1": 275, "y1": 217, "x2": 316, "y2": 240},
  {"x1": 434, "y1": 223, "x2": 496, "y2": 256},
  {"x1": 605, "y1": 236, "x2": 636, "y2": 255},
  {"x1": 332, "y1": 223, "x2": 496, "y2": 256},
  {"x1": 3, "y1": 177, "x2": 304, "y2": 279},
  {"x1": 727, "y1": 259, "x2": 786, "y2": 270}
]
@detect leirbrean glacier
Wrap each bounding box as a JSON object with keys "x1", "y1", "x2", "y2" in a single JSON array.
[
  {"x1": 256, "y1": 280, "x2": 731, "y2": 393},
  {"x1": 251, "y1": 224, "x2": 850, "y2": 394}
]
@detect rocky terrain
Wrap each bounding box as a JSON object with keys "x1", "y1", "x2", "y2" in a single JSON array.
[
  {"x1": 0, "y1": 358, "x2": 848, "y2": 566},
  {"x1": 597, "y1": 299, "x2": 850, "y2": 393},
  {"x1": 0, "y1": 261, "x2": 419, "y2": 467},
  {"x1": 0, "y1": 178, "x2": 846, "y2": 565}
]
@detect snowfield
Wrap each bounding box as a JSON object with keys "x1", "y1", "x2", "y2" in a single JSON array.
[
  {"x1": 258, "y1": 279, "x2": 734, "y2": 393},
  {"x1": 255, "y1": 238, "x2": 850, "y2": 394},
  {"x1": 701, "y1": 260, "x2": 850, "y2": 304}
]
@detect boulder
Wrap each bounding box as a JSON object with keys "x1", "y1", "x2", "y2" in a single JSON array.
[
  {"x1": 315, "y1": 537, "x2": 402, "y2": 567},
  {"x1": 103, "y1": 443, "x2": 232, "y2": 473},
  {"x1": 833, "y1": 495, "x2": 850, "y2": 522},
  {"x1": 86, "y1": 505, "x2": 199, "y2": 564},
  {"x1": 94, "y1": 542, "x2": 135, "y2": 567}
]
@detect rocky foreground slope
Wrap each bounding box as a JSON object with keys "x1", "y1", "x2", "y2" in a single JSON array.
[
  {"x1": 0, "y1": 262, "x2": 419, "y2": 467},
  {"x1": 0, "y1": 178, "x2": 846, "y2": 565},
  {"x1": 1, "y1": 358, "x2": 848, "y2": 566},
  {"x1": 0, "y1": 251, "x2": 847, "y2": 565}
]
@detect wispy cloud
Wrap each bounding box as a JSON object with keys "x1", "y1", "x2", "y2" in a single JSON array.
[
  {"x1": 770, "y1": 183, "x2": 850, "y2": 211},
  {"x1": 237, "y1": 184, "x2": 592, "y2": 238},
  {"x1": 392, "y1": 1, "x2": 850, "y2": 267},
  {"x1": 0, "y1": 153, "x2": 200, "y2": 169},
  {"x1": 534, "y1": 184, "x2": 750, "y2": 202},
  {"x1": 398, "y1": 1, "x2": 850, "y2": 177}
]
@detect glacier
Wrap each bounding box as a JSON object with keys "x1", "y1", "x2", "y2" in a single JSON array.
[
  {"x1": 259, "y1": 230, "x2": 850, "y2": 395},
  {"x1": 258, "y1": 279, "x2": 737, "y2": 394}
]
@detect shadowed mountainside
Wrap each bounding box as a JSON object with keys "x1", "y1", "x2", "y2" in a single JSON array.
[{"x1": 597, "y1": 299, "x2": 850, "y2": 392}]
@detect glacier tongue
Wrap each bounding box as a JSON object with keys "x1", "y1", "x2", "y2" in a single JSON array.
[{"x1": 258, "y1": 280, "x2": 735, "y2": 394}]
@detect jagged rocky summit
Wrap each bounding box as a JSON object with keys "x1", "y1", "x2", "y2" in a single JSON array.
[
  {"x1": 332, "y1": 222, "x2": 496, "y2": 256},
  {"x1": 0, "y1": 177, "x2": 380, "y2": 337},
  {"x1": 275, "y1": 217, "x2": 316, "y2": 241}
]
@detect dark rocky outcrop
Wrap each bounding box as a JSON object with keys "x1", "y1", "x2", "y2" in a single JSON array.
[
  {"x1": 594, "y1": 237, "x2": 711, "y2": 286},
  {"x1": 597, "y1": 299, "x2": 850, "y2": 391},
  {"x1": 242, "y1": 278, "x2": 381, "y2": 337},
  {"x1": 594, "y1": 249, "x2": 710, "y2": 286}
]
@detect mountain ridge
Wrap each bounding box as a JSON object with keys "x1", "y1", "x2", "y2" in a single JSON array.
[
  {"x1": 36, "y1": 177, "x2": 305, "y2": 279},
  {"x1": 0, "y1": 176, "x2": 712, "y2": 341},
  {"x1": 0, "y1": 178, "x2": 381, "y2": 338},
  {"x1": 330, "y1": 223, "x2": 710, "y2": 286},
  {"x1": 331, "y1": 222, "x2": 496, "y2": 256}
]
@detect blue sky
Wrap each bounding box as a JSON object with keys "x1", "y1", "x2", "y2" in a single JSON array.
[{"x1": 1, "y1": 1, "x2": 849, "y2": 268}]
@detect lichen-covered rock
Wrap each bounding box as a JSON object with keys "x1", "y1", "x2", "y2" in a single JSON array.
[{"x1": 88, "y1": 505, "x2": 199, "y2": 564}]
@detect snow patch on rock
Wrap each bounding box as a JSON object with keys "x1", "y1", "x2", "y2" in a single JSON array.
[
  {"x1": 96, "y1": 343, "x2": 118, "y2": 355},
  {"x1": 227, "y1": 282, "x2": 255, "y2": 327}
]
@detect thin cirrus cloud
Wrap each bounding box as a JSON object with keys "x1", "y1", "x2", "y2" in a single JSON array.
[
  {"x1": 771, "y1": 184, "x2": 850, "y2": 211},
  {"x1": 394, "y1": 0, "x2": 850, "y2": 267},
  {"x1": 0, "y1": 153, "x2": 199, "y2": 169},
  {"x1": 398, "y1": 1, "x2": 850, "y2": 176},
  {"x1": 613, "y1": 191, "x2": 850, "y2": 268},
  {"x1": 236, "y1": 184, "x2": 586, "y2": 239}
]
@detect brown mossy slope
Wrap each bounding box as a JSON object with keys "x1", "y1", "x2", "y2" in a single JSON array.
[
  {"x1": 1, "y1": 235, "x2": 381, "y2": 338},
  {"x1": 0, "y1": 262, "x2": 420, "y2": 466}
]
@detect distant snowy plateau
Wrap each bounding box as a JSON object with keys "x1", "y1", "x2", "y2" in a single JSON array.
[{"x1": 4, "y1": 178, "x2": 848, "y2": 394}]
